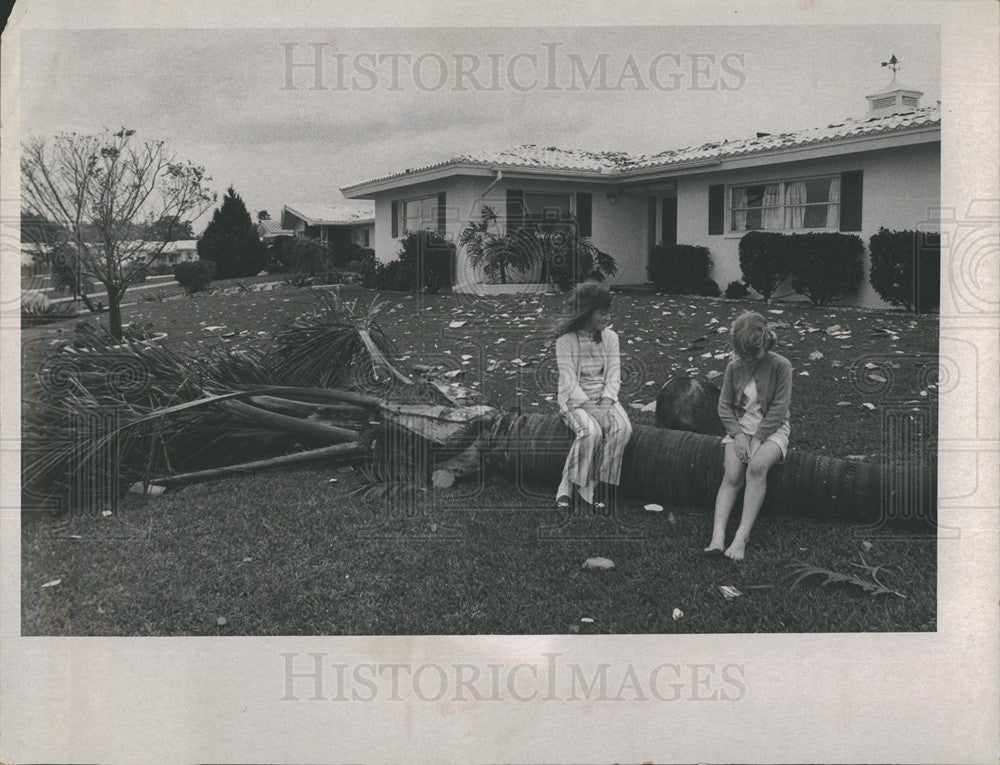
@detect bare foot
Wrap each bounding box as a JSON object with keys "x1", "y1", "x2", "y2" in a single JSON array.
[
  {"x1": 724, "y1": 539, "x2": 746, "y2": 561},
  {"x1": 704, "y1": 541, "x2": 725, "y2": 554}
]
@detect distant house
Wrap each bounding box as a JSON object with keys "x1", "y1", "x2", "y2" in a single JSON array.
[
  {"x1": 280, "y1": 201, "x2": 375, "y2": 251},
  {"x1": 157, "y1": 240, "x2": 199, "y2": 266},
  {"x1": 341, "y1": 78, "x2": 940, "y2": 308},
  {"x1": 258, "y1": 219, "x2": 296, "y2": 244}
]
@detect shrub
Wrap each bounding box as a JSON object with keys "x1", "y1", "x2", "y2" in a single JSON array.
[
  {"x1": 539, "y1": 228, "x2": 616, "y2": 291},
  {"x1": 697, "y1": 277, "x2": 721, "y2": 297},
  {"x1": 280, "y1": 237, "x2": 335, "y2": 277},
  {"x1": 738, "y1": 231, "x2": 788, "y2": 300},
  {"x1": 349, "y1": 250, "x2": 378, "y2": 287},
  {"x1": 21, "y1": 291, "x2": 78, "y2": 326},
  {"x1": 724, "y1": 280, "x2": 750, "y2": 299},
  {"x1": 147, "y1": 260, "x2": 175, "y2": 276},
  {"x1": 868, "y1": 227, "x2": 941, "y2": 312},
  {"x1": 172, "y1": 259, "x2": 216, "y2": 293},
  {"x1": 331, "y1": 241, "x2": 374, "y2": 270},
  {"x1": 648, "y1": 244, "x2": 712, "y2": 294},
  {"x1": 787, "y1": 232, "x2": 865, "y2": 306},
  {"x1": 397, "y1": 231, "x2": 455, "y2": 293},
  {"x1": 371, "y1": 259, "x2": 414, "y2": 291}
]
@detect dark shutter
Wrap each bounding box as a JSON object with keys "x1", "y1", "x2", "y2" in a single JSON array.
[
  {"x1": 662, "y1": 196, "x2": 678, "y2": 246},
  {"x1": 506, "y1": 189, "x2": 524, "y2": 231},
  {"x1": 575, "y1": 192, "x2": 592, "y2": 237},
  {"x1": 391, "y1": 200, "x2": 399, "y2": 238},
  {"x1": 839, "y1": 170, "x2": 863, "y2": 232},
  {"x1": 437, "y1": 191, "x2": 447, "y2": 235},
  {"x1": 708, "y1": 184, "x2": 725, "y2": 235},
  {"x1": 647, "y1": 197, "x2": 657, "y2": 251}
]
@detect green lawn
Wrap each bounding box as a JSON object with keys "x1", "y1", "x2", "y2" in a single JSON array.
[{"x1": 20, "y1": 284, "x2": 939, "y2": 635}]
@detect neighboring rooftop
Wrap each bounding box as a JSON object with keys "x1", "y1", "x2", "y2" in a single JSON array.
[
  {"x1": 283, "y1": 201, "x2": 375, "y2": 225},
  {"x1": 343, "y1": 104, "x2": 940, "y2": 191},
  {"x1": 257, "y1": 219, "x2": 296, "y2": 238}
]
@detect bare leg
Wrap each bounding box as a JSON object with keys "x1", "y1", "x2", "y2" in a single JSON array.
[
  {"x1": 706, "y1": 442, "x2": 745, "y2": 552},
  {"x1": 725, "y1": 440, "x2": 783, "y2": 561}
]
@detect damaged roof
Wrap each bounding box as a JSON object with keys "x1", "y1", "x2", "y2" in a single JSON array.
[{"x1": 343, "y1": 105, "x2": 940, "y2": 190}]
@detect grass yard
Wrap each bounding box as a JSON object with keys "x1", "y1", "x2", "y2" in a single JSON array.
[{"x1": 20, "y1": 283, "x2": 939, "y2": 635}]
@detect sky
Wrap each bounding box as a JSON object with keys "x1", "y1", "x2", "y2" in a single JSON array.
[{"x1": 20, "y1": 25, "x2": 940, "y2": 232}]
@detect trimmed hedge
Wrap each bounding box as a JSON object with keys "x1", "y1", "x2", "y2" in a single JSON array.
[
  {"x1": 397, "y1": 231, "x2": 455, "y2": 293},
  {"x1": 648, "y1": 244, "x2": 712, "y2": 294},
  {"x1": 371, "y1": 259, "x2": 414, "y2": 291},
  {"x1": 172, "y1": 259, "x2": 216, "y2": 293},
  {"x1": 869, "y1": 227, "x2": 941, "y2": 312},
  {"x1": 787, "y1": 232, "x2": 865, "y2": 306},
  {"x1": 724, "y1": 280, "x2": 750, "y2": 299},
  {"x1": 738, "y1": 231, "x2": 788, "y2": 300}
]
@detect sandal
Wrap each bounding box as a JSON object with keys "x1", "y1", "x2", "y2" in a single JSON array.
[{"x1": 556, "y1": 494, "x2": 572, "y2": 510}]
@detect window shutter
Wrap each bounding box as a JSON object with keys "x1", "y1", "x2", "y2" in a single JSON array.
[
  {"x1": 708, "y1": 184, "x2": 725, "y2": 235},
  {"x1": 839, "y1": 170, "x2": 863, "y2": 232},
  {"x1": 662, "y1": 196, "x2": 678, "y2": 246},
  {"x1": 575, "y1": 192, "x2": 592, "y2": 237},
  {"x1": 391, "y1": 200, "x2": 399, "y2": 238},
  {"x1": 437, "y1": 191, "x2": 447, "y2": 235},
  {"x1": 506, "y1": 189, "x2": 524, "y2": 231}
]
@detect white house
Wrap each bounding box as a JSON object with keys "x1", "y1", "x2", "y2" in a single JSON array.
[
  {"x1": 341, "y1": 78, "x2": 940, "y2": 308},
  {"x1": 280, "y1": 201, "x2": 376, "y2": 250}
]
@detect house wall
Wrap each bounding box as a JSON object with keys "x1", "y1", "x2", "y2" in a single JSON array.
[
  {"x1": 370, "y1": 175, "x2": 648, "y2": 287},
  {"x1": 669, "y1": 141, "x2": 940, "y2": 308}
]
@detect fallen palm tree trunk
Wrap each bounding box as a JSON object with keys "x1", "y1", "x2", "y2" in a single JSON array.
[
  {"x1": 493, "y1": 413, "x2": 935, "y2": 526},
  {"x1": 150, "y1": 441, "x2": 365, "y2": 486},
  {"x1": 219, "y1": 399, "x2": 361, "y2": 443}
]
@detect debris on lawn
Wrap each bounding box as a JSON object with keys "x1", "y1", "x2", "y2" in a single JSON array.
[
  {"x1": 41, "y1": 579, "x2": 62, "y2": 588},
  {"x1": 672, "y1": 608, "x2": 684, "y2": 620},
  {"x1": 216, "y1": 616, "x2": 228, "y2": 626},
  {"x1": 583, "y1": 557, "x2": 615, "y2": 571},
  {"x1": 581, "y1": 617, "x2": 595, "y2": 623},
  {"x1": 643, "y1": 503, "x2": 664, "y2": 513},
  {"x1": 719, "y1": 585, "x2": 742, "y2": 600},
  {"x1": 129, "y1": 482, "x2": 166, "y2": 496},
  {"x1": 787, "y1": 554, "x2": 905, "y2": 598}
]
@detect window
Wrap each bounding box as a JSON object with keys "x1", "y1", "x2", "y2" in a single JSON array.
[
  {"x1": 401, "y1": 196, "x2": 438, "y2": 235},
  {"x1": 729, "y1": 176, "x2": 840, "y2": 232},
  {"x1": 522, "y1": 192, "x2": 573, "y2": 230}
]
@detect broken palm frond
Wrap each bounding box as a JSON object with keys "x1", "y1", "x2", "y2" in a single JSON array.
[
  {"x1": 787, "y1": 555, "x2": 906, "y2": 598},
  {"x1": 150, "y1": 441, "x2": 365, "y2": 486},
  {"x1": 23, "y1": 288, "x2": 498, "y2": 510}
]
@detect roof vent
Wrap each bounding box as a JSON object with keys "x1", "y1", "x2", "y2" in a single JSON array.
[{"x1": 865, "y1": 59, "x2": 923, "y2": 118}]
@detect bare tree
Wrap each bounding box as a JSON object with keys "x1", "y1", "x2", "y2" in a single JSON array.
[{"x1": 21, "y1": 128, "x2": 215, "y2": 337}]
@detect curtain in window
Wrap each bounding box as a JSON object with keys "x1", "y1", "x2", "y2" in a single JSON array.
[
  {"x1": 762, "y1": 184, "x2": 781, "y2": 229},
  {"x1": 731, "y1": 187, "x2": 748, "y2": 231},
  {"x1": 825, "y1": 176, "x2": 840, "y2": 229},
  {"x1": 785, "y1": 181, "x2": 807, "y2": 229}
]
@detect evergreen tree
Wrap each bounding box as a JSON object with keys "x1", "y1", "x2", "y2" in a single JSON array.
[{"x1": 197, "y1": 186, "x2": 266, "y2": 278}]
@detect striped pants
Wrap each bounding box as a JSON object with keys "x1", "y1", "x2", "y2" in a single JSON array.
[{"x1": 560, "y1": 402, "x2": 633, "y2": 492}]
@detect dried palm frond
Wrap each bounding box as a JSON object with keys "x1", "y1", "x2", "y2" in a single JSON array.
[
  {"x1": 787, "y1": 554, "x2": 906, "y2": 598},
  {"x1": 270, "y1": 292, "x2": 401, "y2": 389}
]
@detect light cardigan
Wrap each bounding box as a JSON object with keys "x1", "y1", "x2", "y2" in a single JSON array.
[
  {"x1": 555, "y1": 328, "x2": 622, "y2": 412},
  {"x1": 718, "y1": 351, "x2": 793, "y2": 442}
]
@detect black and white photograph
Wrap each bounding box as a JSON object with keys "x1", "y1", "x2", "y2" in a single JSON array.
[{"x1": 2, "y1": 1, "x2": 997, "y2": 762}]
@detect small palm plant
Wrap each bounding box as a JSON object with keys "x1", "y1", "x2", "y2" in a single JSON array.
[{"x1": 458, "y1": 205, "x2": 541, "y2": 285}]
